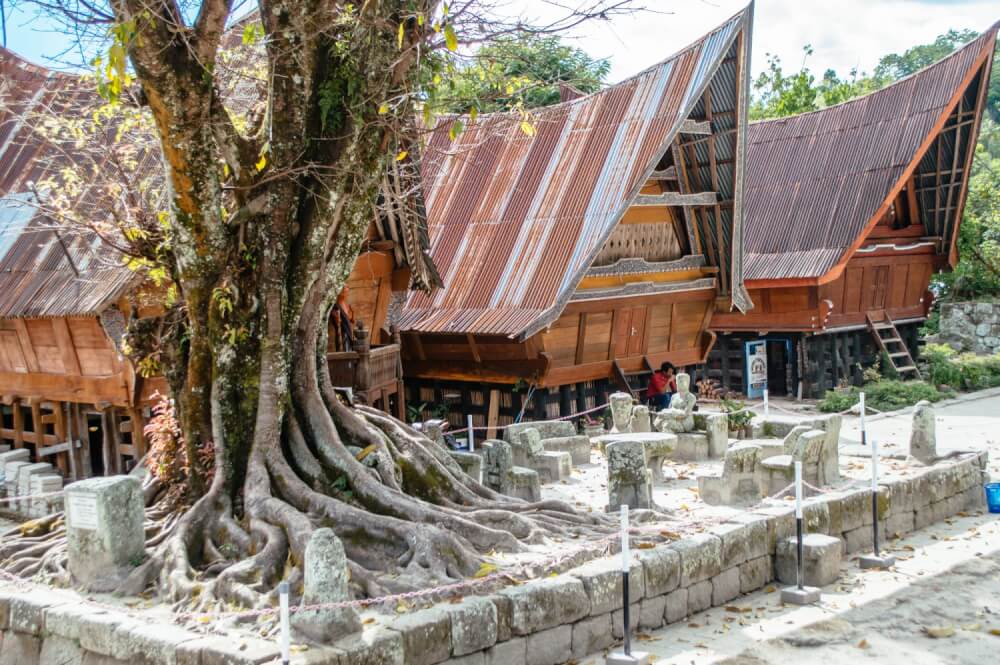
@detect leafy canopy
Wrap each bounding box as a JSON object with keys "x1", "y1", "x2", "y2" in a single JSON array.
[{"x1": 442, "y1": 33, "x2": 610, "y2": 113}]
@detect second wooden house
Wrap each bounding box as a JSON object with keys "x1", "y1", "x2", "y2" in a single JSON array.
[{"x1": 708, "y1": 25, "x2": 997, "y2": 398}]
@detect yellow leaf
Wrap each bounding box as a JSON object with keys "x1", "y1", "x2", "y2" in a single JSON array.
[
  {"x1": 474, "y1": 562, "x2": 498, "y2": 578},
  {"x1": 395, "y1": 150, "x2": 408, "y2": 162},
  {"x1": 397, "y1": 22, "x2": 405, "y2": 49},
  {"x1": 924, "y1": 625, "x2": 955, "y2": 638},
  {"x1": 378, "y1": 103, "x2": 389, "y2": 115},
  {"x1": 255, "y1": 154, "x2": 267, "y2": 171},
  {"x1": 520, "y1": 120, "x2": 536, "y2": 137},
  {"x1": 444, "y1": 24, "x2": 458, "y2": 52},
  {"x1": 469, "y1": 106, "x2": 478, "y2": 123},
  {"x1": 417, "y1": 14, "x2": 425, "y2": 26},
  {"x1": 857, "y1": 639, "x2": 869, "y2": 649}
]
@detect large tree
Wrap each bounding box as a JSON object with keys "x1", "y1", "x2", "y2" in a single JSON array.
[{"x1": 2, "y1": 0, "x2": 634, "y2": 613}]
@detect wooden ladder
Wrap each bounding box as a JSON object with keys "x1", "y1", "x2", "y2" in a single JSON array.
[{"x1": 865, "y1": 310, "x2": 921, "y2": 379}]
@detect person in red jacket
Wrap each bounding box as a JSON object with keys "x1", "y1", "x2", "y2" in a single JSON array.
[{"x1": 646, "y1": 362, "x2": 677, "y2": 410}]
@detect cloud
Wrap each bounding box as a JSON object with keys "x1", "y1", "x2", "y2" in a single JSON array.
[{"x1": 498, "y1": 0, "x2": 998, "y2": 83}]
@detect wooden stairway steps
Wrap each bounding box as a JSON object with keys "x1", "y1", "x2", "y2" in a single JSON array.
[{"x1": 866, "y1": 310, "x2": 921, "y2": 379}]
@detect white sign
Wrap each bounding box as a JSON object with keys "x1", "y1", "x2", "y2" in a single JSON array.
[
  {"x1": 67, "y1": 493, "x2": 100, "y2": 530},
  {"x1": 746, "y1": 340, "x2": 768, "y2": 398}
]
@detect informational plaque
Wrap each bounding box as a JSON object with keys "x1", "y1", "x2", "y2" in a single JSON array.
[{"x1": 67, "y1": 492, "x2": 99, "y2": 530}]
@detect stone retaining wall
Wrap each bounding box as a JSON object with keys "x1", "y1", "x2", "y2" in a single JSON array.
[
  {"x1": 933, "y1": 300, "x2": 1000, "y2": 354},
  {"x1": 0, "y1": 452, "x2": 988, "y2": 665}
]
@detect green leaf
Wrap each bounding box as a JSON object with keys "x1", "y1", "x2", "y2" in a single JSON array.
[
  {"x1": 469, "y1": 106, "x2": 478, "y2": 123},
  {"x1": 448, "y1": 119, "x2": 464, "y2": 140},
  {"x1": 444, "y1": 24, "x2": 458, "y2": 52}
]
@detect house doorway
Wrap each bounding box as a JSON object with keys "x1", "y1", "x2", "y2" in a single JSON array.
[{"x1": 743, "y1": 337, "x2": 795, "y2": 398}]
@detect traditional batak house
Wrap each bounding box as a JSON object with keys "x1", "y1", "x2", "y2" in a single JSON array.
[
  {"x1": 0, "y1": 45, "x2": 434, "y2": 479},
  {"x1": 708, "y1": 26, "x2": 997, "y2": 399},
  {"x1": 398, "y1": 7, "x2": 755, "y2": 427}
]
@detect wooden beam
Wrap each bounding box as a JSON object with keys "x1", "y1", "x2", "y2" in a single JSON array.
[
  {"x1": 466, "y1": 334, "x2": 481, "y2": 363},
  {"x1": 679, "y1": 119, "x2": 712, "y2": 135},
  {"x1": 12, "y1": 320, "x2": 40, "y2": 373},
  {"x1": 633, "y1": 192, "x2": 718, "y2": 207},
  {"x1": 950, "y1": 54, "x2": 993, "y2": 266},
  {"x1": 486, "y1": 389, "x2": 499, "y2": 439},
  {"x1": 672, "y1": 144, "x2": 700, "y2": 254},
  {"x1": 51, "y1": 318, "x2": 82, "y2": 376},
  {"x1": 649, "y1": 166, "x2": 676, "y2": 180},
  {"x1": 574, "y1": 313, "x2": 587, "y2": 365},
  {"x1": 403, "y1": 358, "x2": 550, "y2": 384}
]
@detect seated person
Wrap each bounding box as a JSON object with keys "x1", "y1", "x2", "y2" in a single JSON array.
[{"x1": 646, "y1": 362, "x2": 677, "y2": 411}]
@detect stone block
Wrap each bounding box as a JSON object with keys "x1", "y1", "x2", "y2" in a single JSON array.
[
  {"x1": 672, "y1": 534, "x2": 722, "y2": 587},
  {"x1": 39, "y1": 635, "x2": 84, "y2": 665},
  {"x1": 328, "y1": 626, "x2": 404, "y2": 665},
  {"x1": 525, "y1": 625, "x2": 571, "y2": 665},
  {"x1": 843, "y1": 524, "x2": 874, "y2": 553},
  {"x1": 0, "y1": 632, "x2": 40, "y2": 665},
  {"x1": 752, "y1": 505, "x2": 796, "y2": 554},
  {"x1": 663, "y1": 587, "x2": 688, "y2": 624},
  {"x1": 542, "y1": 435, "x2": 591, "y2": 466},
  {"x1": 292, "y1": 529, "x2": 361, "y2": 644},
  {"x1": 446, "y1": 596, "x2": 497, "y2": 656},
  {"x1": 497, "y1": 576, "x2": 589, "y2": 635},
  {"x1": 638, "y1": 595, "x2": 666, "y2": 631},
  {"x1": 630, "y1": 405, "x2": 651, "y2": 433},
  {"x1": 16, "y1": 463, "x2": 52, "y2": 513},
  {"x1": 488, "y1": 595, "x2": 512, "y2": 643},
  {"x1": 910, "y1": 401, "x2": 936, "y2": 464},
  {"x1": 29, "y1": 474, "x2": 63, "y2": 518},
  {"x1": 610, "y1": 602, "x2": 640, "y2": 639},
  {"x1": 10, "y1": 590, "x2": 63, "y2": 635},
  {"x1": 79, "y1": 612, "x2": 137, "y2": 656},
  {"x1": 177, "y1": 636, "x2": 282, "y2": 665},
  {"x1": 0, "y1": 449, "x2": 30, "y2": 485},
  {"x1": 606, "y1": 440, "x2": 652, "y2": 511},
  {"x1": 504, "y1": 420, "x2": 576, "y2": 443},
  {"x1": 0, "y1": 591, "x2": 11, "y2": 630},
  {"x1": 447, "y1": 653, "x2": 484, "y2": 665},
  {"x1": 610, "y1": 392, "x2": 634, "y2": 433},
  {"x1": 529, "y1": 451, "x2": 571, "y2": 484},
  {"x1": 838, "y1": 489, "x2": 871, "y2": 532},
  {"x1": 43, "y1": 602, "x2": 95, "y2": 641},
  {"x1": 486, "y1": 638, "x2": 526, "y2": 665},
  {"x1": 637, "y1": 545, "x2": 679, "y2": 597},
  {"x1": 711, "y1": 567, "x2": 741, "y2": 606},
  {"x1": 687, "y1": 580, "x2": 712, "y2": 615},
  {"x1": 775, "y1": 534, "x2": 842, "y2": 587},
  {"x1": 739, "y1": 556, "x2": 771, "y2": 594},
  {"x1": 706, "y1": 414, "x2": 729, "y2": 458},
  {"x1": 802, "y1": 500, "x2": 830, "y2": 535},
  {"x1": 447, "y1": 451, "x2": 482, "y2": 480},
  {"x1": 885, "y1": 510, "x2": 915, "y2": 538},
  {"x1": 570, "y1": 556, "x2": 643, "y2": 616},
  {"x1": 388, "y1": 606, "x2": 451, "y2": 665},
  {"x1": 111, "y1": 620, "x2": 197, "y2": 664},
  {"x1": 4, "y1": 461, "x2": 30, "y2": 499},
  {"x1": 570, "y1": 614, "x2": 613, "y2": 659},
  {"x1": 65, "y1": 476, "x2": 145, "y2": 592},
  {"x1": 671, "y1": 432, "x2": 709, "y2": 461},
  {"x1": 710, "y1": 520, "x2": 766, "y2": 569},
  {"x1": 510, "y1": 468, "x2": 541, "y2": 502}
]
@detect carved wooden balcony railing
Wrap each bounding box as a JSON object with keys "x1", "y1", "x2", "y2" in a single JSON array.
[{"x1": 326, "y1": 323, "x2": 405, "y2": 418}]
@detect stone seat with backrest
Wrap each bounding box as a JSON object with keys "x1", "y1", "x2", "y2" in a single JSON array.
[
  {"x1": 504, "y1": 427, "x2": 572, "y2": 483},
  {"x1": 593, "y1": 431, "x2": 678, "y2": 482},
  {"x1": 748, "y1": 413, "x2": 842, "y2": 486},
  {"x1": 697, "y1": 442, "x2": 766, "y2": 506},
  {"x1": 504, "y1": 420, "x2": 591, "y2": 466},
  {"x1": 760, "y1": 429, "x2": 826, "y2": 495},
  {"x1": 481, "y1": 440, "x2": 541, "y2": 502}
]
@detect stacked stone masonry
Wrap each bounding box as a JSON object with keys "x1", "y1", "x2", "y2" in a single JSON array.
[
  {"x1": 0, "y1": 452, "x2": 988, "y2": 665},
  {"x1": 931, "y1": 300, "x2": 1000, "y2": 354}
]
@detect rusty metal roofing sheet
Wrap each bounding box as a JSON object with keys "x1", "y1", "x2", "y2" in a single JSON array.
[
  {"x1": 0, "y1": 47, "x2": 139, "y2": 319},
  {"x1": 742, "y1": 25, "x2": 998, "y2": 282},
  {"x1": 401, "y1": 8, "x2": 751, "y2": 337}
]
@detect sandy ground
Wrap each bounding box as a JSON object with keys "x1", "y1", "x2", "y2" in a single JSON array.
[{"x1": 576, "y1": 390, "x2": 1000, "y2": 665}]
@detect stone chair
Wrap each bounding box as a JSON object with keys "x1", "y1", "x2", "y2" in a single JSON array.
[
  {"x1": 482, "y1": 440, "x2": 541, "y2": 502},
  {"x1": 506, "y1": 427, "x2": 572, "y2": 483},
  {"x1": 748, "y1": 413, "x2": 841, "y2": 486},
  {"x1": 697, "y1": 443, "x2": 766, "y2": 506},
  {"x1": 504, "y1": 420, "x2": 591, "y2": 466},
  {"x1": 760, "y1": 429, "x2": 826, "y2": 495}
]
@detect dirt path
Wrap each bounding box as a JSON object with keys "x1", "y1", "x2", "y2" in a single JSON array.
[
  {"x1": 579, "y1": 388, "x2": 1000, "y2": 664},
  {"x1": 581, "y1": 510, "x2": 1000, "y2": 664}
]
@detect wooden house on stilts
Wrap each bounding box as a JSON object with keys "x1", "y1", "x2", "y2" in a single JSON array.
[
  {"x1": 709, "y1": 25, "x2": 998, "y2": 399},
  {"x1": 399, "y1": 7, "x2": 755, "y2": 425}
]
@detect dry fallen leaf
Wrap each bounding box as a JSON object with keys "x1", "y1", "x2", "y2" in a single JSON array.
[
  {"x1": 924, "y1": 625, "x2": 955, "y2": 638},
  {"x1": 857, "y1": 639, "x2": 869, "y2": 649}
]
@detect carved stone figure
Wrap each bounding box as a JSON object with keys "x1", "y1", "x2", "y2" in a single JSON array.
[{"x1": 653, "y1": 372, "x2": 696, "y2": 433}]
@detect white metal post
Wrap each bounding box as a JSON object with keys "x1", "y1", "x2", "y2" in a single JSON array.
[
  {"x1": 794, "y1": 461, "x2": 803, "y2": 589},
  {"x1": 860, "y1": 391, "x2": 867, "y2": 445},
  {"x1": 620, "y1": 504, "x2": 631, "y2": 655},
  {"x1": 279, "y1": 581, "x2": 291, "y2": 665},
  {"x1": 764, "y1": 389, "x2": 770, "y2": 418},
  {"x1": 467, "y1": 415, "x2": 475, "y2": 451}
]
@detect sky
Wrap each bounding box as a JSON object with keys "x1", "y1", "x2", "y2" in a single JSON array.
[{"x1": 1, "y1": 0, "x2": 997, "y2": 81}]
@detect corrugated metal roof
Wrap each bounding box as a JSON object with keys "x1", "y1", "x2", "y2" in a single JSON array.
[
  {"x1": 0, "y1": 47, "x2": 140, "y2": 319},
  {"x1": 742, "y1": 25, "x2": 998, "y2": 282},
  {"x1": 402, "y1": 7, "x2": 751, "y2": 338}
]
